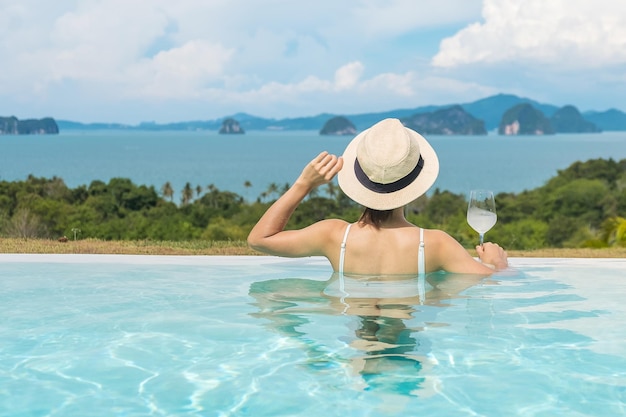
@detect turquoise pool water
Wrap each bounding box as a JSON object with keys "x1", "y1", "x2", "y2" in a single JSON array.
[{"x1": 0, "y1": 255, "x2": 625, "y2": 416}]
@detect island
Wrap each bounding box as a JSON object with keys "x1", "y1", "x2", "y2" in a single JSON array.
[
  {"x1": 550, "y1": 105, "x2": 601, "y2": 133},
  {"x1": 219, "y1": 118, "x2": 245, "y2": 134},
  {"x1": 499, "y1": 103, "x2": 554, "y2": 135},
  {"x1": 320, "y1": 116, "x2": 358, "y2": 135},
  {"x1": 401, "y1": 105, "x2": 487, "y2": 135},
  {"x1": 0, "y1": 116, "x2": 59, "y2": 135}
]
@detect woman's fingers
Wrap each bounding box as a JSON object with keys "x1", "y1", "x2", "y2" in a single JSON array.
[
  {"x1": 314, "y1": 152, "x2": 342, "y2": 178},
  {"x1": 299, "y1": 152, "x2": 344, "y2": 188}
]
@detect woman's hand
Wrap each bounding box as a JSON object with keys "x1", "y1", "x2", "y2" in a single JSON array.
[
  {"x1": 295, "y1": 151, "x2": 343, "y2": 190},
  {"x1": 476, "y1": 242, "x2": 508, "y2": 270}
]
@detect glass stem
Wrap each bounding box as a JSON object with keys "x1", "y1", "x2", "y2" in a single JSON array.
[{"x1": 479, "y1": 233, "x2": 484, "y2": 247}]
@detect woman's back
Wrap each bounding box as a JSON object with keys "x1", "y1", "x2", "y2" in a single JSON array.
[
  {"x1": 321, "y1": 214, "x2": 504, "y2": 276},
  {"x1": 338, "y1": 222, "x2": 424, "y2": 275}
]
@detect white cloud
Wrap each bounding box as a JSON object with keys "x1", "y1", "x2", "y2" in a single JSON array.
[
  {"x1": 350, "y1": 0, "x2": 481, "y2": 37},
  {"x1": 0, "y1": 0, "x2": 623, "y2": 122},
  {"x1": 223, "y1": 63, "x2": 496, "y2": 118},
  {"x1": 432, "y1": 0, "x2": 626, "y2": 69},
  {"x1": 0, "y1": 1, "x2": 481, "y2": 92},
  {"x1": 126, "y1": 40, "x2": 234, "y2": 99},
  {"x1": 334, "y1": 62, "x2": 364, "y2": 90}
]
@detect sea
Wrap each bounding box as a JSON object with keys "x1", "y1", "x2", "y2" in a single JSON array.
[{"x1": 1, "y1": 130, "x2": 625, "y2": 202}]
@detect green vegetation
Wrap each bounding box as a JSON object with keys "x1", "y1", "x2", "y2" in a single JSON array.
[{"x1": 1, "y1": 158, "x2": 625, "y2": 250}]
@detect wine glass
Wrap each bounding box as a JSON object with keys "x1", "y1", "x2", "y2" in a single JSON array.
[{"x1": 467, "y1": 190, "x2": 497, "y2": 246}]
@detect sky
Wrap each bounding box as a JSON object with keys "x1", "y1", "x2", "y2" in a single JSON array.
[{"x1": 1, "y1": 0, "x2": 625, "y2": 124}]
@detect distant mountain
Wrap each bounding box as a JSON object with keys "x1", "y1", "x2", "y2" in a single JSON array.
[
  {"x1": 56, "y1": 93, "x2": 625, "y2": 133},
  {"x1": 499, "y1": 103, "x2": 554, "y2": 135},
  {"x1": 583, "y1": 109, "x2": 626, "y2": 131},
  {"x1": 1, "y1": 116, "x2": 59, "y2": 135},
  {"x1": 219, "y1": 118, "x2": 245, "y2": 134},
  {"x1": 402, "y1": 105, "x2": 487, "y2": 135},
  {"x1": 460, "y1": 93, "x2": 559, "y2": 131},
  {"x1": 342, "y1": 106, "x2": 441, "y2": 131},
  {"x1": 550, "y1": 105, "x2": 601, "y2": 133},
  {"x1": 319, "y1": 116, "x2": 357, "y2": 135},
  {"x1": 256, "y1": 114, "x2": 335, "y2": 131},
  {"x1": 57, "y1": 120, "x2": 133, "y2": 130}
]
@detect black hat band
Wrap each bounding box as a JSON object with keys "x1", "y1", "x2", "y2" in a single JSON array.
[{"x1": 354, "y1": 155, "x2": 424, "y2": 194}]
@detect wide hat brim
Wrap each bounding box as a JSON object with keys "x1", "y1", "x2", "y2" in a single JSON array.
[{"x1": 337, "y1": 123, "x2": 439, "y2": 210}]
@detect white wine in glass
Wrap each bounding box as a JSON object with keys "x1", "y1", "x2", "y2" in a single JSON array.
[{"x1": 467, "y1": 190, "x2": 497, "y2": 246}]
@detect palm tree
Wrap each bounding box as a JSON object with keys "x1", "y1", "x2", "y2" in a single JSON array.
[
  {"x1": 602, "y1": 216, "x2": 626, "y2": 246},
  {"x1": 161, "y1": 182, "x2": 174, "y2": 202},
  {"x1": 265, "y1": 182, "x2": 280, "y2": 201},
  {"x1": 195, "y1": 185, "x2": 203, "y2": 197},
  {"x1": 206, "y1": 183, "x2": 219, "y2": 207},
  {"x1": 244, "y1": 180, "x2": 252, "y2": 202},
  {"x1": 308, "y1": 187, "x2": 319, "y2": 199},
  {"x1": 325, "y1": 182, "x2": 337, "y2": 201},
  {"x1": 181, "y1": 182, "x2": 194, "y2": 206}
]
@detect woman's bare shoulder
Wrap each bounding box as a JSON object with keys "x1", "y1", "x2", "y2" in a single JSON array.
[
  {"x1": 424, "y1": 228, "x2": 454, "y2": 241},
  {"x1": 313, "y1": 218, "x2": 350, "y2": 229},
  {"x1": 423, "y1": 228, "x2": 466, "y2": 252},
  {"x1": 305, "y1": 218, "x2": 351, "y2": 240}
]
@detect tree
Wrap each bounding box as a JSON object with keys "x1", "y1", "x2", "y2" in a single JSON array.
[
  {"x1": 602, "y1": 216, "x2": 626, "y2": 247},
  {"x1": 181, "y1": 182, "x2": 194, "y2": 206},
  {"x1": 6, "y1": 208, "x2": 44, "y2": 238},
  {"x1": 545, "y1": 179, "x2": 612, "y2": 228},
  {"x1": 325, "y1": 182, "x2": 338, "y2": 201},
  {"x1": 421, "y1": 190, "x2": 466, "y2": 225},
  {"x1": 265, "y1": 182, "x2": 280, "y2": 202},
  {"x1": 161, "y1": 182, "x2": 174, "y2": 202},
  {"x1": 244, "y1": 180, "x2": 252, "y2": 202}
]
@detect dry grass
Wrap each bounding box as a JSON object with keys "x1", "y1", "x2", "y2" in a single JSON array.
[
  {"x1": 482, "y1": 247, "x2": 625, "y2": 258},
  {"x1": 0, "y1": 238, "x2": 257, "y2": 256},
  {"x1": 1, "y1": 237, "x2": 625, "y2": 258}
]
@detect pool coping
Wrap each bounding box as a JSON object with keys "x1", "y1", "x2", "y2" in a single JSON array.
[{"x1": 0, "y1": 254, "x2": 624, "y2": 268}]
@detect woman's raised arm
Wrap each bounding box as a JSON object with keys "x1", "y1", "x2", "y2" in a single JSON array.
[{"x1": 247, "y1": 151, "x2": 343, "y2": 257}]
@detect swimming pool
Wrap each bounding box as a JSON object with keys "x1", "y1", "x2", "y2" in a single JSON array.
[{"x1": 1, "y1": 255, "x2": 625, "y2": 416}]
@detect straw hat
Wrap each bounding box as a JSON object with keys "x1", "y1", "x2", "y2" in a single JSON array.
[{"x1": 337, "y1": 118, "x2": 439, "y2": 210}]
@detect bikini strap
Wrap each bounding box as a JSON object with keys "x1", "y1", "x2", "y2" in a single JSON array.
[
  {"x1": 339, "y1": 223, "x2": 352, "y2": 275},
  {"x1": 338, "y1": 223, "x2": 353, "y2": 314},
  {"x1": 418, "y1": 227, "x2": 426, "y2": 304},
  {"x1": 418, "y1": 227, "x2": 425, "y2": 276}
]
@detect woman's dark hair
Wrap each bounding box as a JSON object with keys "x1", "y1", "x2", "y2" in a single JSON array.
[{"x1": 358, "y1": 207, "x2": 394, "y2": 228}]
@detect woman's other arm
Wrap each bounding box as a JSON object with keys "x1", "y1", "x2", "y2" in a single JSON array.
[{"x1": 431, "y1": 230, "x2": 508, "y2": 274}]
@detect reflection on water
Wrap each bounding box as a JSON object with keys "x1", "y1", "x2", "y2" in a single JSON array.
[{"x1": 248, "y1": 271, "x2": 494, "y2": 396}]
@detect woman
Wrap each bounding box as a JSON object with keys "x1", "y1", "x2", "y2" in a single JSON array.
[{"x1": 248, "y1": 118, "x2": 508, "y2": 275}]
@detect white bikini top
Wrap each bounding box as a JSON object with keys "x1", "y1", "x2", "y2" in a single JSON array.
[
  {"x1": 338, "y1": 223, "x2": 426, "y2": 276},
  {"x1": 328, "y1": 224, "x2": 427, "y2": 307}
]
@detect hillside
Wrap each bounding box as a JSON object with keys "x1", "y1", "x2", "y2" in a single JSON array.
[
  {"x1": 55, "y1": 93, "x2": 626, "y2": 132},
  {"x1": 0, "y1": 116, "x2": 59, "y2": 135},
  {"x1": 551, "y1": 106, "x2": 601, "y2": 133},
  {"x1": 584, "y1": 109, "x2": 626, "y2": 131},
  {"x1": 498, "y1": 103, "x2": 554, "y2": 135},
  {"x1": 402, "y1": 105, "x2": 486, "y2": 135}
]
